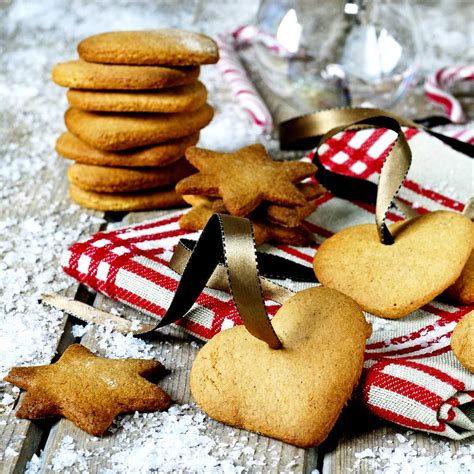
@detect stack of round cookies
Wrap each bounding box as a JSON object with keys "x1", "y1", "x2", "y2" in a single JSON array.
[{"x1": 52, "y1": 29, "x2": 218, "y2": 212}]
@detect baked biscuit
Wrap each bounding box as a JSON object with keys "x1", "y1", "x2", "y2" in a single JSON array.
[
  {"x1": 183, "y1": 181, "x2": 325, "y2": 228},
  {"x1": 67, "y1": 159, "x2": 195, "y2": 193},
  {"x1": 65, "y1": 104, "x2": 214, "y2": 151},
  {"x1": 446, "y1": 225, "x2": 474, "y2": 304},
  {"x1": 56, "y1": 132, "x2": 199, "y2": 168},
  {"x1": 70, "y1": 184, "x2": 185, "y2": 211},
  {"x1": 264, "y1": 182, "x2": 325, "y2": 227},
  {"x1": 314, "y1": 211, "x2": 473, "y2": 319},
  {"x1": 52, "y1": 60, "x2": 199, "y2": 90},
  {"x1": 176, "y1": 145, "x2": 317, "y2": 216},
  {"x1": 4, "y1": 344, "x2": 171, "y2": 436},
  {"x1": 78, "y1": 29, "x2": 219, "y2": 66},
  {"x1": 451, "y1": 311, "x2": 474, "y2": 373},
  {"x1": 179, "y1": 202, "x2": 314, "y2": 247},
  {"x1": 66, "y1": 81, "x2": 207, "y2": 113},
  {"x1": 191, "y1": 287, "x2": 370, "y2": 447}
]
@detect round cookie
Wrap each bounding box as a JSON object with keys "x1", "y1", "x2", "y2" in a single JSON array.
[
  {"x1": 67, "y1": 159, "x2": 196, "y2": 193},
  {"x1": 65, "y1": 104, "x2": 214, "y2": 151},
  {"x1": 66, "y1": 81, "x2": 207, "y2": 113},
  {"x1": 52, "y1": 60, "x2": 199, "y2": 90},
  {"x1": 313, "y1": 211, "x2": 473, "y2": 319},
  {"x1": 451, "y1": 311, "x2": 474, "y2": 373},
  {"x1": 78, "y1": 29, "x2": 219, "y2": 66},
  {"x1": 70, "y1": 184, "x2": 185, "y2": 212},
  {"x1": 56, "y1": 132, "x2": 199, "y2": 168}
]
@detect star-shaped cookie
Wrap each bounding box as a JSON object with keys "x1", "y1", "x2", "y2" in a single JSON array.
[
  {"x1": 176, "y1": 144, "x2": 317, "y2": 216},
  {"x1": 4, "y1": 344, "x2": 171, "y2": 436},
  {"x1": 179, "y1": 202, "x2": 314, "y2": 247}
]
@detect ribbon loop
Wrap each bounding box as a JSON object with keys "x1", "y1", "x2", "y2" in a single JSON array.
[
  {"x1": 279, "y1": 107, "x2": 418, "y2": 151},
  {"x1": 280, "y1": 109, "x2": 413, "y2": 245},
  {"x1": 373, "y1": 118, "x2": 412, "y2": 244},
  {"x1": 157, "y1": 213, "x2": 282, "y2": 349},
  {"x1": 279, "y1": 107, "x2": 473, "y2": 235},
  {"x1": 220, "y1": 215, "x2": 282, "y2": 348},
  {"x1": 313, "y1": 115, "x2": 411, "y2": 244}
]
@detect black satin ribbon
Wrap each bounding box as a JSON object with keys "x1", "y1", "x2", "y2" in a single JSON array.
[{"x1": 179, "y1": 238, "x2": 317, "y2": 282}]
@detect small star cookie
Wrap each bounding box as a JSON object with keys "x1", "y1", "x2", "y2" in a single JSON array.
[
  {"x1": 176, "y1": 144, "x2": 317, "y2": 216},
  {"x1": 4, "y1": 344, "x2": 171, "y2": 436},
  {"x1": 179, "y1": 200, "x2": 314, "y2": 247}
]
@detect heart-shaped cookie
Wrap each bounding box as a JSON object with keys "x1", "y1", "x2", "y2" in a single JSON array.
[
  {"x1": 190, "y1": 287, "x2": 370, "y2": 448},
  {"x1": 314, "y1": 211, "x2": 473, "y2": 319}
]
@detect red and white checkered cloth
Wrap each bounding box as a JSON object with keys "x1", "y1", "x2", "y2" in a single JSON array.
[{"x1": 62, "y1": 128, "x2": 473, "y2": 440}]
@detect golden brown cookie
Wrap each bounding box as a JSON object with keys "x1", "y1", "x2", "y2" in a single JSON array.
[
  {"x1": 314, "y1": 211, "x2": 473, "y2": 319},
  {"x1": 190, "y1": 287, "x2": 371, "y2": 448},
  {"x1": 4, "y1": 344, "x2": 171, "y2": 436},
  {"x1": 451, "y1": 311, "x2": 474, "y2": 372},
  {"x1": 70, "y1": 184, "x2": 185, "y2": 211},
  {"x1": 65, "y1": 104, "x2": 214, "y2": 151},
  {"x1": 78, "y1": 29, "x2": 219, "y2": 66},
  {"x1": 66, "y1": 81, "x2": 208, "y2": 113},
  {"x1": 176, "y1": 145, "x2": 317, "y2": 216},
  {"x1": 255, "y1": 182, "x2": 325, "y2": 227},
  {"x1": 69, "y1": 184, "x2": 184, "y2": 212},
  {"x1": 183, "y1": 181, "x2": 325, "y2": 228},
  {"x1": 67, "y1": 159, "x2": 195, "y2": 193},
  {"x1": 179, "y1": 202, "x2": 314, "y2": 247},
  {"x1": 52, "y1": 59, "x2": 199, "y2": 90},
  {"x1": 446, "y1": 224, "x2": 474, "y2": 304},
  {"x1": 56, "y1": 131, "x2": 199, "y2": 168}
]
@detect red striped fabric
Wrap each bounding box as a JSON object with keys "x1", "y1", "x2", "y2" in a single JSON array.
[{"x1": 63, "y1": 128, "x2": 474, "y2": 440}]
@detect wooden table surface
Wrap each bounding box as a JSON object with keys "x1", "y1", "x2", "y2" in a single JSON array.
[{"x1": 0, "y1": 0, "x2": 472, "y2": 473}]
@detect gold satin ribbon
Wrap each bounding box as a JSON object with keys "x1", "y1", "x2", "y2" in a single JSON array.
[
  {"x1": 44, "y1": 214, "x2": 286, "y2": 348},
  {"x1": 279, "y1": 107, "x2": 418, "y2": 151},
  {"x1": 169, "y1": 242, "x2": 294, "y2": 305},
  {"x1": 218, "y1": 215, "x2": 282, "y2": 349},
  {"x1": 311, "y1": 115, "x2": 412, "y2": 244}
]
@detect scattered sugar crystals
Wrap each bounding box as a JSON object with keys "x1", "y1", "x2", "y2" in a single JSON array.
[
  {"x1": 0, "y1": 393, "x2": 15, "y2": 406},
  {"x1": 34, "y1": 405, "x2": 253, "y2": 473},
  {"x1": 49, "y1": 436, "x2": 90, "y2": 472},
  {"x1": 0, "y1": 210, "x2": 105, "y2": 379},
  {"x1": 106, "y1": 405, "x2": 249, "y2": 473},
  {"x1": 353, "y1": 431, "x2": 474, "y2": 473},
  {"x1": 25, "y1": 453, "x2": 42, "y2": 474}
]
